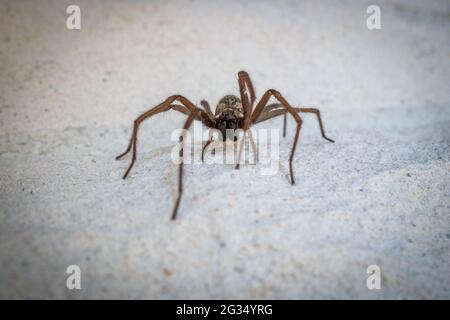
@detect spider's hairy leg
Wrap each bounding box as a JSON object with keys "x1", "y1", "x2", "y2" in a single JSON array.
[
  {"x1": 298, "y1": 108, "x2": 334, "y2": 143},
  {"x1": 201, "y1": 128, "x2": 217, "y2": 162},
  {"x1": 238, "y1": 70, "x2": 256, "y2": 127},
  {"x1": 234, "y1": 71, "x2": 257, "y2": 169},
  {"x1": 117, "y1": 95, "x2": 201, "y2": 179},
  {"x1": 201, "y1": 138, "x2": 213, "y2": 162},
  {"x1": 251, "y1": 90, "x2": 303, "y2": 185},
  {"x1": 116, "y1": 104, "x2": 192, "y2": 161},
  {"x1": 200, "y1": 100, "x2": 215, "y2": 121},
  {"x1": 253, "y1": 104, "x2": 334, "y2": 143},
  {"x1": 172, "y1": 109, "x2": 199, "y2": 220},
  {"x1": 235, "y1": 129, "x2": 257, "y2": 169}
]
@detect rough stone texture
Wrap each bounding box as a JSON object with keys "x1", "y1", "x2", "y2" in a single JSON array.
[{"x1": 0, "y1": 0, "x2": 449, "y2": 299}]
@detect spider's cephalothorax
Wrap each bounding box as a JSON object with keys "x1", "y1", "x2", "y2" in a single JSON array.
[{"x1": 214, "y1": 95, "x2": 244, "y2": 141}]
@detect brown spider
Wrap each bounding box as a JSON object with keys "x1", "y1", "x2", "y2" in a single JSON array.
[{"x1": 116, "y1": 71, "x2": 334, "y2": 220}]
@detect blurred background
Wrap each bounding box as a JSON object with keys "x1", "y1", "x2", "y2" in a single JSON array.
[{"x1": 0, "y1": 0, "x2": 449, "y2": 299}]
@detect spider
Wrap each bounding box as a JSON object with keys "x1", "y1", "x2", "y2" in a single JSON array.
[{"x1": 116, "y1": 71, "x2": 334, "y2": 220}]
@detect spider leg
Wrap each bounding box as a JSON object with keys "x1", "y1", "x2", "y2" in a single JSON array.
[
  {"x1": 200, "y1": 100, "x2": 215, "y2": 121},
  {"x1": 251, "y1": 90, "x2": 303, "y2": 185},
  {"x1": 254, "y1": 106, "x2": 294, "y2": 123},
  {"x1": 201, "y1": 138, "x2": 213, "y2": 162},
  {"x1": 116, "y1": 104, "x2": 197, "y2": 161},
  {"x1": 201, "y1": 128, "x2": 216, "y2": 162},
  {"x1": 254, "y1": 104, "x2": 334, "y2": 143},
  {"x1": 234, "y1": 71, "x2": 257, "y2": 169},
  {"x1": 117, "y1": 95, "x2": 203, "y2": 179},
  {"x1": 172, "y1": 108, "x2": 199, "y2": 220},
  {"x1": 235, "y1": 129, "x2": 257, "y2": 169},
  {"x1": 251, "y1": 103, "x2": 288, "y2": 137},
  {"x1": 298, "y1": 108, "x2": 335, "y2": 143},
  {"x1": 237, "y1": 71, "x2": 256, "y2": 125},
  {"x1": 198, "y1": 101, "x2": 217, "y2": 162}
]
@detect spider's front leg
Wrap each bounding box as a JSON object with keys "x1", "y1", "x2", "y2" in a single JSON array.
[
  {"x1": 172, "y1": 108, "x2": 199, "y2": 220},
  {"x1": 116, "y1": 95, "x2": 203, "y2": 220},
  {"x1": 116, "y1": 103, "x2": 194, "y2": 162},
  {"x1": 200, "y1": 100, "x2": 215, "y2": 121},
  {"x1": 116, "y1": 96, "x2": 206, "y2": 179}
]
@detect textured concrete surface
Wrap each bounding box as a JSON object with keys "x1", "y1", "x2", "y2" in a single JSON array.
[{"x1": 0, "y1": 0, "x2": 449, "y2": 299}]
